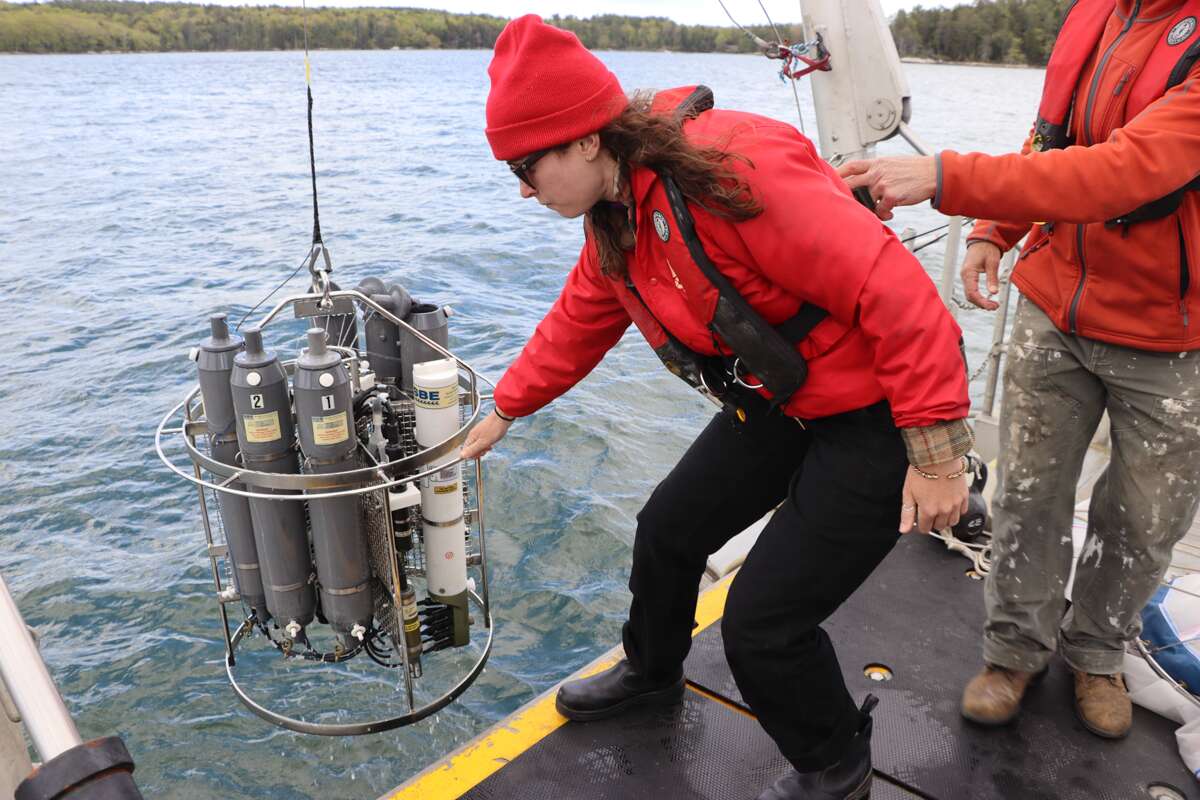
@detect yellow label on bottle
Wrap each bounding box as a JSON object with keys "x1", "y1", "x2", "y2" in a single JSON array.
[
  {"x1": 243, "y1": 411, "x2": 281, "y2": 443},
  {"x1": 413, "y1": 381, "x2": 459, "y2": 410},
  {"x1": 433, "y1": 482, "x2": 459, "y2": 495},
  {"x1": 311, "y1": 412, "x2": 349, "y2": 446}
]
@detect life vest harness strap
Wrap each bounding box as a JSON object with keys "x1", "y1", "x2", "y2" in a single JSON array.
[
  {"x1": 1107, "y1": 33, "x2": 1200, "y2": 228},
  {"x1": 1037, "y1": 6, "x2": 1200, "y2": 228},
  {"x1": 654, "y1": 173, "x2": 829, "y2": 411},
  {"x1": 624, "y1": 84, "x2": 827, "y2": 416}
]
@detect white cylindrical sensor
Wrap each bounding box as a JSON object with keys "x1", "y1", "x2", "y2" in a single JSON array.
[
  {"x1": 412, "y1": 358, "x2": 460, "y2": 448},
  {"x1": 412, "y1": 358, "x2": 467, "y2": 598}
]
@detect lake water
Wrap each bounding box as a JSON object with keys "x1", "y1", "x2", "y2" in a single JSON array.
[{"x1": 0, "y1": 49, "x2": 1043, "y2": 798}]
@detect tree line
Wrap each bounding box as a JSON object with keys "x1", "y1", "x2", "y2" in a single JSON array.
[
  {"x1": 0, "y1": 2, "x2": 797, "y2": 54},
  {"x1": 1, "y1": 0, "x2": 1071, "y2": 63},
  {"x1": 891, "y1": 1, "x2": 1071, "y2": 65}
]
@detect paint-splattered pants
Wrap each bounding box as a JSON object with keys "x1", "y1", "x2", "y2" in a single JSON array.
[{"x1": 984, "y1": 294, "x2": 1200, "y2": 675}]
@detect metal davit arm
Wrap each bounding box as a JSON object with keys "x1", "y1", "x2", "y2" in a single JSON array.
[{"x1": 0, "y1": 573, "x2": 144, "y2": 797}]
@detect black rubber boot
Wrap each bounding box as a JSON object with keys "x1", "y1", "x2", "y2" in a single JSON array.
[
  {"x1": 755, "y1": 695, "x2": 878, "y2": 800},
  {"x1": 555, "y1": 659, "x2": 685, "y2": 721}
]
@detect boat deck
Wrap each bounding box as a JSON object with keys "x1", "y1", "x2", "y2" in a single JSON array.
[
  {"x1": 387, "y1": 535, "x2": 1196, "y2": 800},
  {"x1": 1171, "y1": 512, "x2": 1200, "y2": 579}
]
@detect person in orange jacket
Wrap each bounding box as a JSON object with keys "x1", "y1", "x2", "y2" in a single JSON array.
[
  {"x1": 460, "y1": 15, "x2": 972, "y2": 800},
  {"x1": 840, "y1": 0, "x2": 1200, "y2": 740}
]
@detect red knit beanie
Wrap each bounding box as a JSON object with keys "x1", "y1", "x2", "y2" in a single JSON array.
[{"x1": 485, "y1": 15, "x2": 627, "y2": 161}]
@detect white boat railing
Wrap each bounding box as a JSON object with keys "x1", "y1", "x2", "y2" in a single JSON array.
[{"x1": 0, "y1": 574, "x2": 82, "y2": 764}]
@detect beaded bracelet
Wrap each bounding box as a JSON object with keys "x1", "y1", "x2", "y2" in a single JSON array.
[
  {"x1": 911, "y1": 456, "x2": 969, "y2": 480},
  {"x1": 493, "y1": 408, "x2": 517, "y2": 423}
]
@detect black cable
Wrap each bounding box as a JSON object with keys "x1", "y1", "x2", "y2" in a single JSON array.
[
  {"x1": 306, "y1": 86, "x2": 322, "y2": 246},
  {"x1": 756, "y1": 0, "x2": 784, "y2": 43},
  {"x1": 302, "y1": 0, "x2": 322, "y2": 246},
  {"x1": 912, "y1": 231, "x2": 952, "y2": 254},
  {"x1": 910, "y1": 220, "x2": 976, "y2": 254},
  {"x1": 899, "y1": 221, "x2": 952, "y2": 244},
  {"x1": 899, "y1": 219, "x2": 975, "y2": 252},
  {"x1": 363, "y1": 633, "x2": 407, "y2": 668},
  {"x1": 256, "y1": 615, "x2": 362, "y2": 662},
  {"x1": 716, "y1": 0, "x2": 770, "y2": 47},
  {"x1": 233, "y1": 248, "x2": 312, "y2": 331},
  {"x1": 233, "y1": 4, "x2": 329, "y2": 334}
]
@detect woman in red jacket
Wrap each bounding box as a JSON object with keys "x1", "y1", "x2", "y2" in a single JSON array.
[{"x1": 461, "y1": 15, "x2": 972, "y2": 800}]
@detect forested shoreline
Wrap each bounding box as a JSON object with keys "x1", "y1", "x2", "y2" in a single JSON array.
[
  {"x1": 0, "y1": 2, "x2": 791, "y2": 54},
  {"x1": 892, "y1": 0, "x2": 1068, "y2": 65},
  {"x1": 2, "y1": 0, "x2": 1070, "y2": 64}
]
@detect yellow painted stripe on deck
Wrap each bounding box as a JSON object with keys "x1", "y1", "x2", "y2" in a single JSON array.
[
  {"x1": 385, "y1": 573, "x2": 735, "y2": 800},
  {"x1": 684, "y1": 680, "x2": 754, "y2": 719},
  {"x1": 692, "y1": 572, "x2": 733, "y2": 633}
]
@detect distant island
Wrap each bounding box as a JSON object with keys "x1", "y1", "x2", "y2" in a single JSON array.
[{"x1": 2, "y1": 0, "x2": 1069, "y2": 65}]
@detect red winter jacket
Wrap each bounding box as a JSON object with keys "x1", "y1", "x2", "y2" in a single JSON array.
[{"x1": 494, "y1": 92, "x2": 970, "y2": 443}]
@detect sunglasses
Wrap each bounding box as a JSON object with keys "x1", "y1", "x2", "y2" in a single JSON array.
[{"x1": 507, "y1": 147, "x2": 554, "y2": 191}]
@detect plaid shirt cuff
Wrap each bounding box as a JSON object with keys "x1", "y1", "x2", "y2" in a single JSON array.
[{"x1": 900, "y1": 419, "x2": 975, "y2": 468}]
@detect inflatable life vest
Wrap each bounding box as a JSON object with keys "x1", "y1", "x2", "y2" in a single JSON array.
[
  {"x1": 1034, "y1": 0, "x2": 1200, "y2": 225},
  {"x1": 611, "y1": 86, "x2": 828, "y2": 419}
]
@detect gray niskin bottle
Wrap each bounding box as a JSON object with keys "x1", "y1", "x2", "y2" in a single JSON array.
[
  {"x1": 230, "y1": 328, "x2": 316, "y2": 638},
  {"x1": 359, "y1": 278, "x2": 412, "y2": 385},
  {"x1": 294, "y1": 328, "x2": 373, "y2": 642},
  {"x1": 195, "y1": 314, "x2": 268, "y2": 621},
  {"x1": 400, "y1": 303, "x2": 449, "y2": 392}
]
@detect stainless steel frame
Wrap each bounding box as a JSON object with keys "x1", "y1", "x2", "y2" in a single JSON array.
[
  {"x1": 223, "y1": 589, "x2": 493, "y2": 736},
  {"x1": 155, "y1": 288, "x2": 497, "y2": 735}
]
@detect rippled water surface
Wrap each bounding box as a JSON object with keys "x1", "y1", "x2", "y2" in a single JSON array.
[{"x1": 0, "y1": 50, "x2": 1042, "y2": 798}]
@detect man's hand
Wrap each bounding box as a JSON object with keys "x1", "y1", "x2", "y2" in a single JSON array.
[
  {"x1": 837, "y1": 156, "x2": 938, "y2": 221},
  {"x1": 899, "y1": 458, "x2": 970, "y2": 534},
  {"x1": 961, "y1": 241, "x2": 1003, "y2": 310},
  {"x1": 461, "y1": 410, "x2": 514, "y2": 460}
]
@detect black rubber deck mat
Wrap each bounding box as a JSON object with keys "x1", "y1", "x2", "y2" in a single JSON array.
[
  {"x1": 683, "y1": 534, "x2": 1198, "y2": 800},
  {"x1": 460, "y1": 686, "x2": 922, "y2": 799}
]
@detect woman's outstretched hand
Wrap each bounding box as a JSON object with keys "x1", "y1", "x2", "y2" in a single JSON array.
[
  {"x1": 461, "y1": 410, "x2": 514, "y2": 460},
  {"x1": 837, "y1": 156, "x2": 937, "y2": 221},
  {"x1": 899, "y1": 458, "x2": 970, "y2": 534}
]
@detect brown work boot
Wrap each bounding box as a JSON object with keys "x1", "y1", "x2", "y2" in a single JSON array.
[
  {"x1": 1073, "y1": 670, "x2": 1132, "y2": 739},
  {"x1": 961, "y1": 664, "x2": 1044, "y2": 725}
]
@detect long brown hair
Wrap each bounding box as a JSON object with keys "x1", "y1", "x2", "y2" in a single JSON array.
[{"x1": 587, "y1": 92, "x2": 763, "y2": 278}]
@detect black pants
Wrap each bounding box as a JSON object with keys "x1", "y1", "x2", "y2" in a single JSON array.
[{"x1": 621, "y1": 400, "x2": 907, "y2": 771}]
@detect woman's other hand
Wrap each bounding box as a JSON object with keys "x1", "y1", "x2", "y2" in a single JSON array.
[
  {"x1": 837, "y1": 156, "x2": 937, "y2": 221},
  {"x1": 899, "y1": 458, "x2": 970, "y2": 534},
  {"x1": 461, "y1": 410, "x2": 514, "y2": 460}
]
